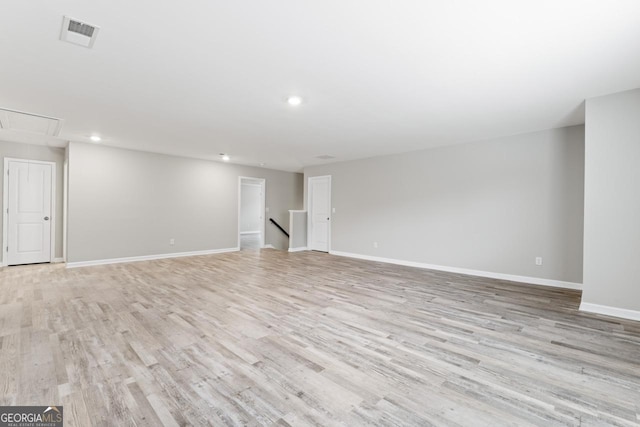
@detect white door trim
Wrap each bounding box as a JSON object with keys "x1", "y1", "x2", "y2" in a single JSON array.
[
  {"x1": 307, "y1": 175, "x2": 331, "y2": 252},
  {"x1": 238, "y1": 176, "x2": 266, "y2": 249},
  {"x1": 2, "y1": 157, "x2": 56, "y2": 267}
]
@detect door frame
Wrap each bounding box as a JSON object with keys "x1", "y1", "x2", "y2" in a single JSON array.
[
  {"x1": 237, "y1": 176, "x2": 266, "y2": 249},
  {"x1": 307, "y1": 175, "x2": 331, "y2": 252},
  {"x1": 2, "y1": 157, "x2": 56, "y2": 267}
]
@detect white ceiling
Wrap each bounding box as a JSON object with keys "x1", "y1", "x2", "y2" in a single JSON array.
[{"x1": 1, "y1": 1, "x2": 639, "y2": 172}]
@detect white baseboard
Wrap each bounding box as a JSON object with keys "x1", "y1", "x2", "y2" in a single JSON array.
[
  {"x1": 579, "y1": 302, "x2": 640, "y2": 321},
  {"x1": 262, "y1": 244, "x2": 276, "y2": 249},
  {"x1": 66, "y1": 247, "x2": 239, "y2": 269},
  {"x1": 288, "y1": 247, "x2": 307, "y2": 253},
  {"x1": 240, "y1": 231, "x2": 260, "y2": 235},
  {"x1": 329, "y1": 250, "x2": 582, "y2": 291}
]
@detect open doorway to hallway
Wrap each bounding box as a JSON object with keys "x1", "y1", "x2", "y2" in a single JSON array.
[{"x1": 238, "y1": 177, "x2": 265, "y2": 250}]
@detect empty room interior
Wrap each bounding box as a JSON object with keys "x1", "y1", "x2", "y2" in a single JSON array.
[{"x1": 1, "y1": 1, "x2": 640, "y2": 426}]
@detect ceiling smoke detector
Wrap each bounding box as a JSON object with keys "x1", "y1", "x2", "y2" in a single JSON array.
[{"x1": 60, "y1": 16, "x2": 100, "y2": 48}]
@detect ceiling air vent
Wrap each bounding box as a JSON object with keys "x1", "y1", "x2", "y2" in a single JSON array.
[
  {"x1": 60, "y1": 16, "x2": 100, "y2": 48},
  {"x1": 316, "y1": 155, "x2": 336, "y2": 160},
  {"x1": 0, "y1": 108, "x2": 64, "y2": 137}
]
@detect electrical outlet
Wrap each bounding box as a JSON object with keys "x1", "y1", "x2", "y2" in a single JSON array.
[
  {"x1": 535, "y1": 256, "x2": 543, "y2": 266},
  {"x1": 373, "y1": 242, "x2": 378, "y2": 249},
  {"x1": 170, "y1": 238, "x2": 175, "y2": 246}
]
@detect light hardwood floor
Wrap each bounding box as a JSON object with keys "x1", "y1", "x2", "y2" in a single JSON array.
[{"x1": 1, "y1": 250, "x2": 639, "y2": 426}]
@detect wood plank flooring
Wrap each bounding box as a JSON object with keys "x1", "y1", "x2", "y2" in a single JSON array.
[{"x1": 1, "y1": 249, "x2": 639, "y2": 426}]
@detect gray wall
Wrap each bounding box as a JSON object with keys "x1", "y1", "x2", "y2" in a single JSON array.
[
  {"x1": 67, "y1": 142, "x2": 302, "y2": 262},
  {"x1": 0, "y1": 140, "x2": 65, "y2": 263},
  {"x1": 305, "y1": 126, "x2": 585, "y2": 283},
  {"x1": 289, "y1": 211, "x2": 307, "y2": 249},
  {"x1": 583, "y1": 88, "x2": 640, "y2": 311}
]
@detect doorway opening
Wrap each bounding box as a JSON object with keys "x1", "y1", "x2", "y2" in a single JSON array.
[
  {"x1": 238, "y1": 177, "x2": 266, "y2": 250},
  {"x1": 2, "y1": 158, "x2": 56, "y2": 266}
]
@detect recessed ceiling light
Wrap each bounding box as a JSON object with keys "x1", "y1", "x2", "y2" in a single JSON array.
[
  {"x1": 90, "y1": 135, "x2": 101, "y2": 142},
  {"x1": 287, "y1": 96, "x2": 303, "y2": 106},
  {"x1": 221, "y1": 154, "x2": 230, "y2": 162}
]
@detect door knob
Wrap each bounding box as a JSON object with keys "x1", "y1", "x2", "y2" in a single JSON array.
[{"x1": 44, "y1": 216, "x2": 49, "y2": 221}]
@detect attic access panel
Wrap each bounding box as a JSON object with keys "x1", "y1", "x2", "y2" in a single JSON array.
[{"x1": 0, "y1": 108, "x2": 64, "y2": 137}]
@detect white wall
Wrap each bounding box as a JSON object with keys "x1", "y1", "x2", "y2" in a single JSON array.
[
  {"x1": 240, "y1": 183, "x2": 262, "y2": 233},
  {"x1": 0, "y1": 140, "x2": 65, "y2": 263},
  {"x1": 67, "y1": 142, "x2": 302, "y2": 263},
  {"x1": 582, "y1": 88, "x2": 640, "y2": 316},
  {"x1": 305, "y1": 125, "x2": 584, "y2": 284}
]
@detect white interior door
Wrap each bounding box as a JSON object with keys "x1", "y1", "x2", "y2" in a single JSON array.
[
  {"x1": 6, "y1": 160, "x2": 53, "y2": 265},
  {"x1": 308, "y1": 176, "x2": 331, "y2": 252}
]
